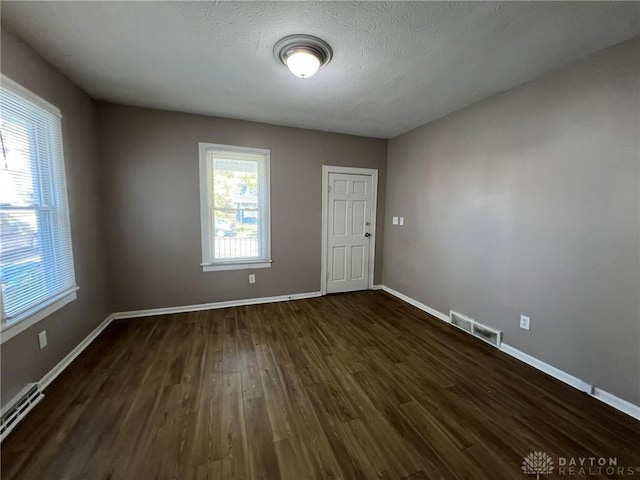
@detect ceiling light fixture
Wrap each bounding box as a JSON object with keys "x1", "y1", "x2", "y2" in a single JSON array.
[{"x1": 274, "y1": 34, "x2": 332, "y2": 79}]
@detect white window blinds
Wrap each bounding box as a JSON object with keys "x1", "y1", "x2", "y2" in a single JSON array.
[{"x1": 0, "y1": 77, "x2": 77, "y2": 326}]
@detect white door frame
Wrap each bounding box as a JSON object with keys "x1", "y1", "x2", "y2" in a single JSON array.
[{"x1": 321, "y1": 165, "x2": 378, "y2": 295}]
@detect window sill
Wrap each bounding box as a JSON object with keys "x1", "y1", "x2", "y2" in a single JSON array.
[
  {"x1": 202, "y1": 260, "x2": 272, "y2": 272},
  {"x1": 1, "y1": 288, "x2": 79, "y2": 344}
]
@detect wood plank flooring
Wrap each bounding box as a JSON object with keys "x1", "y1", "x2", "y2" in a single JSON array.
[{"x1": 2, "y1": 291, "x2": 639, "y2": 479}]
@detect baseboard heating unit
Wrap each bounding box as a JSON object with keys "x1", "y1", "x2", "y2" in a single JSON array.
[{"x1": 0, "y1": 383, "x2": 44, "y2": 442}]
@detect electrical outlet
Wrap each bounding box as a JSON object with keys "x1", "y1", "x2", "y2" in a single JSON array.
[
  {"x1": 399, "y1": 217, "x2": 404, "y2": 226},
  {"x1": 249, "y1": 274, "x2": 256, "y2": 284},
  {"x1": 392, "y1": 216, "x2": 398, "y2": 225},
  {"x1": 38, "y1": 330, "x2": 48, "y2": 349},
  {"x1": 520, "y1": 315, "x2": 531, "y2": 331}
]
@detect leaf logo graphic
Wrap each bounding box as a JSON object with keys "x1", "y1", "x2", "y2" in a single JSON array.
[{"x1": 522, "y1": 452, "x2": 554, "y2": 479}]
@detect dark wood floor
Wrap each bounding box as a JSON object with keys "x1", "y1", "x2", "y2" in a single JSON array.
[{"x1": 2, "y1": 291, "x2": 639, "y2": 479}]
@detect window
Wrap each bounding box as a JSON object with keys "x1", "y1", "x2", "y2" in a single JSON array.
[
  {"x1": 199, "y1": 143, "x2": 271, "y2": 271},
  {"x1": 0, "y1": 76, "x2": 77, "y2": 338}
]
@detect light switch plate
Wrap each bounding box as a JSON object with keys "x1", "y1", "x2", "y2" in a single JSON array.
[
  {"x1": 38, "y1": 330, "x2": 48, "y2": 349},
  {"x1": 392, "y1": 216, "x2": 398, "y2": 225},
  {"x1": 520, "y1": 315, "x2": 531, "y2": 331},
  {"x1": 399, "y1": 217, "x2": 404, "y2": 226},
  {"x1": 249, "y1": 274, "x2": 256, "y2": 284}
]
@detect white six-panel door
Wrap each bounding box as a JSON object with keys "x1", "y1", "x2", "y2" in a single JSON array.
[{"x1": 326, "y1": 172, "x2": 373, "y2": 293}]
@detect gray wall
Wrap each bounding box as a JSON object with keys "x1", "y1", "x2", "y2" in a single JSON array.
[
  {"x1": 96, "y1": 104, "x2": 387, "y2": 312},
  {"x1": 0, "y1": 28, "x2": 109, "y2": 407},
  {"x1": 383, "y1": 37, "x2": 640, "y2": 404}
]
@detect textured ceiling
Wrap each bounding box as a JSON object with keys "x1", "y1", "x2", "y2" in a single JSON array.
[{"x1": 2, "y1": 1, "x2": 639, "y2": 138}]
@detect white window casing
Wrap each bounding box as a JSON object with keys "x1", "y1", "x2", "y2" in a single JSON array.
[
  {"x1": 0, "y1": 75, "x2": 77, "y2": 343},
  {"x1": 198, "y1": 143, "x2": 271, "y2": 272}
]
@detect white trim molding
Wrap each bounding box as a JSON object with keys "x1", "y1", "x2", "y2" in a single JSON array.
[
  {"x1": 202, "y1": 261, "x2": 272, "y2": 272},
  {"x1": 1, "y1": 290, "x2": 78, "y2": 344},
  {"x1": 321, "y1": 165, "x2": 378, "y2": 295},
  {"x1": 499, "y1": 344, "x2": 594, "y2": 394},
  {"x1": 1, "y1": 74, "x2": 62, "y2": 117},
  {"x1": 112, "y1": 291, "x2": 322, "y2": 320},
  {"x1": 380, "y1": 284, "x2": 640, "y2": 421},
  {"x1": 2, "y1": 290, "x2": 324, "y2": 440},
  {"x1": 198, "y1": 142, "x2": 271, "y2": 272},
  {"x1": 1, "y1": 311, "x2": 113, "y2": 443},
  {"x1": 39, "y1": 313, "x2": 115, "y2": 391},
  {"x1": 592, "y1": 388, "x2": 640, "y2": 420},
  {"x1": 381, "y1": 285, "x2": 449, "y2": 323}
]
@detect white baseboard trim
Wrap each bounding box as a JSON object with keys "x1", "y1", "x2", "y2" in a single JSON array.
[
  {"x1": 38, "y1": 291, "x2": 320, "y2": 394},
  {"x1": 2, "y1": 313, "x2": 114, "y2": 443},
  {"x1": 592, "y1": 387, "x2": 640, "y2": 421},
  {"x1": 112, "y1": 291, "x2": 322, "y2": 320},
  {"x1": 501, "y1": 343, "x2": 640, "y2": 421},
  {"x1": 380, "y1": 285, "x2": 450, "y2": 323},
  {"x1": 371, "y1": 284, "x2": 383, "y2": 290},
  {"x1": 498, "y1": 343, "x2": 594, "y2": 394},
  {"x1": 39, "y1": 313, "x2": 115, "y2": 391},
  {"x1": 21, "y1": 291, "x2": 318, "y2": 407},
  {"x1": 380, "y1": 284, "x2": 640, "y2": 421},
  {"x1": 16, "y1": 289, "x2": 322, "y2": 423}
]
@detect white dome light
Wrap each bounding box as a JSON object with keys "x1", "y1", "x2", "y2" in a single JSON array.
[
  {"x1": 274, "y1": 34, "x2": 332, "y2": 80},
  {"x1": 285, "y1": 49, "x2": 321, "y2": 79}
]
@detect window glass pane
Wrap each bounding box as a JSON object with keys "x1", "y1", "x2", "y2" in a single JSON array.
[
  {"x1": 0, "y1": 210, "x2": 47, "y2": 317},
  {"x1": 212, "y1": 209, "x2": 260, "y2": 260},
  {"x1": 212, "y1": 157, "x2": 259, "y2": 210},
  {"x1": 0, "y1": 116, "x2": 37, "y2": 208},
  {"x1": 211, "y1": 156, "x2": 261, "y2": 261}
]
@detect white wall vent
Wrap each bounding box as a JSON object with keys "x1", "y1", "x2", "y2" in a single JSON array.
[
  {"x1": 450, "y1": 310, "x2": 502, "y2": 348},
  {"x1": 472, "y1": 322, "x2": 502, "y2": 348},
  {"x1": 0, "y1": 383, "x2": 44, "y2": 442},
  {"x1": 450, "y1": 311, "x2": 473, "y2": 332}
]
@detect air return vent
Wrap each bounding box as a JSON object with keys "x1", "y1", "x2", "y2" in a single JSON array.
[
  {"x1": 0, "y1": 383, "x2": 43, "y2": 442},
  {"x1": 450, "y1": 310, "x2": 502, "y2": 348},
  {"x1": 472, "y1": 323, "x2": 502, "y2": 348},
  {"x1": 450, "y1": 311, "x2": 473, "y2": 332}
]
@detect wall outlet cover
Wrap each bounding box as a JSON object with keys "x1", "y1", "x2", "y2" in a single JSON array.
[
  {"x1": 392, "y1": 216, "x2": 398, "y2": 225},
  {"x1": 249, "y1": 274, "x2": 256, "y2": 284},
  {"x1": 38, "y1": 331, "x2": 48, "y2": 349},
  {"x1": 520, "y1": 315, "x2": 531, "y2": 331},
  {"x1": 399, "y1": 217, "x2": 404, "y2": 226}
]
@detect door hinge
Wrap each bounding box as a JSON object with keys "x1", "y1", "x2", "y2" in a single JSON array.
[{"x1": 328, "y1": 185, "x2": 331, "y2": 193}]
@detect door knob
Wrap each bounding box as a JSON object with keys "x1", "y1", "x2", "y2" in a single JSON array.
[{"x1": 364, "y1": 232, "x2": 371, "y2": 237}]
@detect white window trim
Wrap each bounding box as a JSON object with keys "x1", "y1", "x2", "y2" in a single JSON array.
[
  {"x1": 1, "y1": 75, "x2": 62, "y2": 117},
  {"x1": 1, "y1": 288, "x2": 78, "y2": 344},
  {"x1": 202, "y1": 261, "x2": 272, "y2": 272},
  {"x1": 0, "y1": 75, "x2": 78, "y2": 342},
  {"x1": 198, "y1": 142, "x2": 272, "y2": 272}
]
